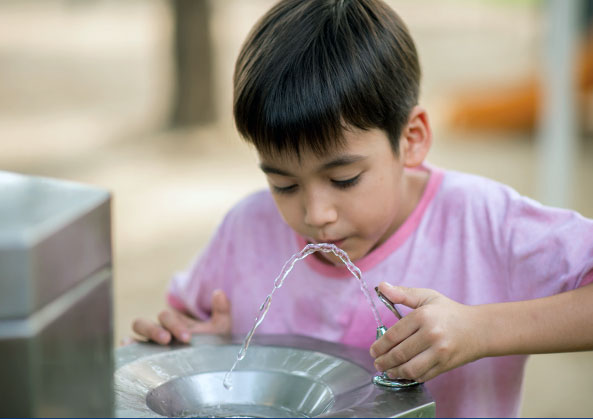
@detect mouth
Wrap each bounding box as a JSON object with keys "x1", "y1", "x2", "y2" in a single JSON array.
[{"x1": 310, "y1": 238, "x2": 346, "y2": 248}]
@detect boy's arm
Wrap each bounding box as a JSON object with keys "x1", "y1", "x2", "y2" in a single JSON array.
[
  {"x1": 477, "y1": 280, "x2": 593, "y2": 355},
  {"x1": 370, "y1": 280, "x2": 593, "y2": 383}
]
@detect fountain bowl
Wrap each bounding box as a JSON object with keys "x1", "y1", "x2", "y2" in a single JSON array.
[{"x1": 115, "y1": 334, "x2": 434, "y2": 418}]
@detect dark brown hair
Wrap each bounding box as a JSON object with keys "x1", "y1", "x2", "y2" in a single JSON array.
[{"x1": 233, "y1": 0, "x2": 420, "y2": 157}]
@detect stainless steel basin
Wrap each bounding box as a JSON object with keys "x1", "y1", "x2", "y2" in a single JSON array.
[{"x1": 115, "y1": 334, "x2": 435, "y2": 418}]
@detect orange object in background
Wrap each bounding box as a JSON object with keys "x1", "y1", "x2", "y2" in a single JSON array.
[{"x1": 447, "y1": 31, "x2": 593, "y2": 133}]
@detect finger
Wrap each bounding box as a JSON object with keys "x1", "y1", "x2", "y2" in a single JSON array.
[
  {"x1": 187, "y1": 319, "x2": 217, "y2": 334},
  {"x1": 211, "y1": 289, "x2": 231, "y2": 317},
  {"x1": 370, "y1": 317, "x2": 419, "y2": 357},
  {"x1": 414, "y1": 363, "x2": 443, "y2": 383},
  {"x1": 158, "y1": 310, "x2": 191, "y2": 343},
  {"x1": 210, "y1": 289, "x2": 232, "y2": 334},
  {"x1": 385, "y1": 349, "x2": 438, "y2": 383},
  {"x1": 413, "y1": 345, "x2": 461, "y2": 383},
  {"x1": 167, "y1": 308, "x2": 204, "y2": 330},
  {"x1": 186, "y1": 290, "x2": 232, "y2": 335},
  {"x1": 132, "y1": 318, "x2": 171, "y2": 345},
  {"x1": 374, "y1": 329, "x2": 430, "y2": 372},
  {"x1": 378, "y1": 282, "x2": 438, "y2": 310}
]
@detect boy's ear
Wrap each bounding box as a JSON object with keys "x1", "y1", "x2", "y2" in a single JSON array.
[{"x1": 401, "y1": 106, "x2": 432, "y2": 167}]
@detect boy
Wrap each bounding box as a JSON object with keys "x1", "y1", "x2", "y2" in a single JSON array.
[{"x1": 133, "y1": 0, "x2": 593, "y2": 416}]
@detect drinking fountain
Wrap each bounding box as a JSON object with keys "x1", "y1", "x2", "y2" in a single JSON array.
[
  {"x1": 115, "y1": 334, "x2": 435, "y2": 418},
  {"x1": 0, "y1": 171, "x2": 113, "y2": 417}
]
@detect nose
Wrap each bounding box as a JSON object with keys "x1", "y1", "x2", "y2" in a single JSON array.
[{"x1": 303, "y1": 188, "x2": 338, "y2": 228}]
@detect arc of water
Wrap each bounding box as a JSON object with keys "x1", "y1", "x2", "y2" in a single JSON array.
[{"x1": 223, "y1": 243, "x2": 384, "y2": 390}]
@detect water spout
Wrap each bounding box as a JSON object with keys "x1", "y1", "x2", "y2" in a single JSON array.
[{"x1": 372, "y1": 288, "x2": 419, "y2": 388}]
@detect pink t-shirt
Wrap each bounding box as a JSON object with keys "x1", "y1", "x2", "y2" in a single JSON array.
[{"x1": 168, "y1": 165, "x2": 593, "y2": 418}]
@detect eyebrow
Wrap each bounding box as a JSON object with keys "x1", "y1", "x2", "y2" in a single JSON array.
[{"x1": 259, "y1": 154, "x2": 366, "y2": 177}]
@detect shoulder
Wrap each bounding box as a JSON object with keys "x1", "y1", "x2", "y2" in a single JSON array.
[
  {"x1": 438, "y1": 169, "x2": 588, "y2": 223},
  {"x1": 434, "y1": 168, "x2": 593, "y2": 244},
  {"x1": 440, "y1": 169, "x2": 518, "y2": 204},
  {"x1": 434, "y1": 169, "x2": 520, "y2": 220},
  {"x1": 428, "y1": 169, "x2": 533, "y2": 255}
]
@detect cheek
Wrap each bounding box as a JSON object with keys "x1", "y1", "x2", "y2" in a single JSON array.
[
  {"x1": 272, "y1": 196, "x2": 303, "y2": 230},
  {"x1": 352, "y1": 203, "x2": 394, "y2": 235},
  {"x1": 349, "y1": 181, "x2": 399, "y2": 234}
]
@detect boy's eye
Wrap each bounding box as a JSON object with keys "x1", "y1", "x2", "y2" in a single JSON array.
[
  {"x1": 271, "y1": 174, "x2": 361, "y2": 194},
  {"x1": 272, "y1": 184, "x2": 298, "y2": 194},
  {"x1": 331, "y1": 174, "x2": 361, "y2": 189}
]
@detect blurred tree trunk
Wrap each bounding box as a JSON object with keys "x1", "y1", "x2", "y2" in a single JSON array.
[{"x1": 171, "y1": 0, "x2": 215, "y2": 127}]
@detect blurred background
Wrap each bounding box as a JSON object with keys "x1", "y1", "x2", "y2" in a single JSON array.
[{"x1": 0, "y1": 0, "x2": 591, "y2": 416}]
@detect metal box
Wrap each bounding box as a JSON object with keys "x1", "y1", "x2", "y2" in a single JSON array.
[{"x1": 0, "y1": 171, "x2": 113, "y2": 417}]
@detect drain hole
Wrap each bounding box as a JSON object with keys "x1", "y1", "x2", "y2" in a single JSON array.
[{"x1": 146, "y1": 371, "x2": 332, "y2": 418}]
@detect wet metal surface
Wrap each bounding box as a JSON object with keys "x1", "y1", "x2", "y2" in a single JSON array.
[{"x1": 115, "y1": 334, "x2": 435, "y2": 418}]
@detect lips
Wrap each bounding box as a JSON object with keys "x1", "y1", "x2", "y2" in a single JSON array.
[{"x1": 311, "y1": 238, "x2": 346, "y2": 248}]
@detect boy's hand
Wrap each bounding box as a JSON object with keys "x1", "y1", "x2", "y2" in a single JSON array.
[
  {"x1": 370, "y1": 282, "x2": 482, "y2": 383},
  {"x1": 132, "y1": 289, "x2": 231, "y2": 345}
]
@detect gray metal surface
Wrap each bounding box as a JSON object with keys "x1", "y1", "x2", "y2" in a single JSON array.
[
  {"x1": 0, "y1": 171, "x2": 114, "y2": 417},
  {"x1": 115, "y1": 334, "x2": 435, "y2": 418},
  {"x1": 0, "y1": 272, "x2": 114, "y2": 416},
  {"x1": 0, "y1": 170, "x2": 111, "y2": 318}
]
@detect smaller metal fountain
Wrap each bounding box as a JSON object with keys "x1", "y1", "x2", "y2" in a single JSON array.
[
  {"x1": 372, "y1": 287, "x2": 420, "y2": 389},
  {"x1": 115, "y1": 334, "x2": 434, "y2": 418}
]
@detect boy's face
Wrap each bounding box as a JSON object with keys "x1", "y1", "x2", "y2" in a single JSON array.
[{"x1": 259, "y1": 127, "x2": 421, "y2": 265}]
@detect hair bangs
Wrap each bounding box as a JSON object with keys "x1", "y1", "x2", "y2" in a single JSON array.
[{"x1": 233, "y1": 0, "x2": 420, "y2": 157}]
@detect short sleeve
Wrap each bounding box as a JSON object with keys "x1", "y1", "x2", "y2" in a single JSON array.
[
  {"x1": 503, "y1": 193, "x2": 593, "y2": 299},
  {"x1": 167, "y1": 210, "x2": 236, "y2": 320}
]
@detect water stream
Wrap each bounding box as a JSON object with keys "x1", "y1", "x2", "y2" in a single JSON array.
[{"x1": 223, "y1": 242, "x2": 383, "y2": 390}]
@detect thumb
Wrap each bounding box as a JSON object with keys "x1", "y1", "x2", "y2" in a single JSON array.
[
  {"x1": 211, "y1": 289, "x2": 231, "y2": 317},
  {"x1": 210, "y1": 289, "x2": 232, "y2": 334},
  {"x1": 378, "y1": 282, "x2": 439, "y2": 310}
]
